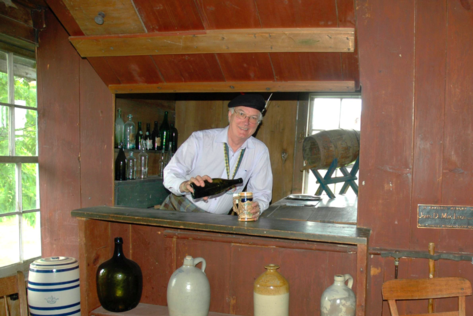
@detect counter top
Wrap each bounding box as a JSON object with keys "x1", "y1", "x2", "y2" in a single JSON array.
[{"x1": 72, "y1": 206, "x2": 370, "y2": 245}]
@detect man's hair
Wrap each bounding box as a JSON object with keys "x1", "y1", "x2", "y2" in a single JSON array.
[{"x1": 229, "y1": 107, "x2": 263, "y2": 124}]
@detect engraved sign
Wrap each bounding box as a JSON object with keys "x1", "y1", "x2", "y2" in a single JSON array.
[{"x1": 418, "y1": 204, "x2": 473, "y2": 229}]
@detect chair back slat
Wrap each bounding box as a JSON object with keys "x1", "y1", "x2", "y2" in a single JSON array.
[
  {"x1": 383, "y1": 277, "x2": 472, "y2": 300},
  {"x1": 0, "y1": 272, "x2": 28, "y2": 316}
]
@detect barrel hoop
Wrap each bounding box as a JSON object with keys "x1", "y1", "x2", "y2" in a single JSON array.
[
  {"x1": 27, "y1": 284, "x2": 80, "y2": 292},
  {"x1": 29, "y1": 267, "x2": 78, "y2": 273},
  {"x1": 29, "y1": 302, "x2": 80, "y2": 311},
  {"x1": 30, "y1": 309, "x2": 80, "y2": 316},
  {"x1": 31, "y1": 260, "x2": 78, "y2": 267},
  {"x1": 28, "y1": 279, "x2": 80, "y2": 286}
]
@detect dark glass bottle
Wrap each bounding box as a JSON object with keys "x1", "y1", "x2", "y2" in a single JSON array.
[
  {"x1": 151, "y1": 121, "x2": 160, "y2": 150},
  {"x1": 115, "y1": 144, "x2": 127, "y2": 181},
  {"x1": 191, "y1": 178, "x2": 243, "y2": 199},
  {"x1": 135, "y1": 121, "x2": 143, "y2": 150},
  {"x1": 144, "y1": 123, "x2": 152, "y2": 150},
  {"x1": 159, "y1": 111, "x2": 170, "y2": 152},
  {"x1": 96, "y1": 237, "x2": 143, "y2": 312},
  {"x1": 169, "y1": 123, "x2": 178, "y2": 153}
]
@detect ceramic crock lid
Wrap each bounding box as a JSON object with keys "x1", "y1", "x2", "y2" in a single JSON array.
[{"x1": 30, "y1": 256, "x2": 78, "y2": 270}]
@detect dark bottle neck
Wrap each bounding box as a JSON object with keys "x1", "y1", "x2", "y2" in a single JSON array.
[{"x1": 114, "y1": 238, "x2": 125, "y2": 259}]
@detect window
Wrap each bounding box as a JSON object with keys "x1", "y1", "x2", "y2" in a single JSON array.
[
  {"x1": 0, "y1": 50, "x2": 40, "y2": 273},
  {"x1": 303, "y1": 94, "x2": 361, "y2": 196}
]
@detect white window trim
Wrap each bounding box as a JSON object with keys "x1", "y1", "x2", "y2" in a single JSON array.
[{"x1": 0, "y1": 51, "x2": 40, "y2": 277}]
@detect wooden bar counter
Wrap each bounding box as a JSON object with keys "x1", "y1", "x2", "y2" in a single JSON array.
[{"x1": 72, "y1": 206, "x2": 370, "y2": 316}]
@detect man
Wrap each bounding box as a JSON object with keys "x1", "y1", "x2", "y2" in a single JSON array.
[{"x1": 161, "y1": 94, "x2": 273, "y2": 220}]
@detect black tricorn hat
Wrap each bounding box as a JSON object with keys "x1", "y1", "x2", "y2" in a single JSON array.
[{"x1": 228, "y1": 94, "x2": 266, "y2": 112}]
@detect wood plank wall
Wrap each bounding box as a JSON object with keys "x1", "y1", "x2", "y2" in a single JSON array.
[
  {"x1": 175, "y1": 99, "x2": 298, "y2": 203},
  {"x1": 356, "y1": 0, "x2": 473, "y2": 314},
  {"x1": 38, "y1": 9, "x2": 113, "y2": 259}
]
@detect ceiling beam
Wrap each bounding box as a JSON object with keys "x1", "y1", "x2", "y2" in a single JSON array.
[
  {"x1": 70, "y1": 28, "x2": 355, "y2": 57},
  {"x1": 109, "y1": 81, "x2": 356, "y2": 94}
]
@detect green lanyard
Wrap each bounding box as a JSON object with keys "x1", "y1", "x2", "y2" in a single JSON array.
[{"x1": 224, "y1": 143, "x2": 245, "y2": 179}]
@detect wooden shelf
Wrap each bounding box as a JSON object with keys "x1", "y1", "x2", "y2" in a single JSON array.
[{"x1": 91, "y1": 303, "x2": 241, "y2": 316}]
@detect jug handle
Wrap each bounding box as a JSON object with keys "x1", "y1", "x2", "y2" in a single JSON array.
[
  {"x1": 193, "y1": 257, "x2": 206, "y2": 273},
  {"x1": 344, "y1": 274, "x2": 353, "y2": 289}
]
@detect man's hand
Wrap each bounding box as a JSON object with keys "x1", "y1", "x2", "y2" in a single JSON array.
[
  {"x1": 179, "y1": 175, "x2": 212, "y2": 201},
  {"x1": 247, "y1": 201, "x2": 261, "y2": 220}
]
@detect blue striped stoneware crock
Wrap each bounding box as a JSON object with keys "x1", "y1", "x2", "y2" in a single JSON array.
[{"x1": 27, "y1": 257, "x2": 80, "y2": 316}]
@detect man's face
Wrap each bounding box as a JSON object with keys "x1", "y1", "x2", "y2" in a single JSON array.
[{"x1": 228, "y1": 106, "x2": 261, "y2": 142}]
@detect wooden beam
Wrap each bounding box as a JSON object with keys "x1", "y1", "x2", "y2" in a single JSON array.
[
  {"x1": 70, "y1": 28, "x2": 355, "y2": 57},
  {"x1": 109, "y1": 81, "x2": 356, "y2": 94}
]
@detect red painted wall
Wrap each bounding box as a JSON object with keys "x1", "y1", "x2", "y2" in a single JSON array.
[
  {"x1": 357, "y1": 0, "x2": 473, "y2": 314},
  {"x1": 37, "y1": 9, "x2": 113, "y2": 259}
]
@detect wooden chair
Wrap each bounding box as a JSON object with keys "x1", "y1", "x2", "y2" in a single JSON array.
[
  {"x1": 0, "y1": 271, "x2": 28, "y2": 316},
  {"x1": 382, "y1": 277, "x2": 472, "y2": 316}
]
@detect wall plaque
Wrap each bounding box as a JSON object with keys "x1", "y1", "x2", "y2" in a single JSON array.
[{"x1": 418, "y1": 204, "x2": 473, "y2": 229}]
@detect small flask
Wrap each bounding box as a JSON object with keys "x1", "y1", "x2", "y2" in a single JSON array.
[
  {"x1": 126, "y1": 151, "x2": 136, "y2": 180},
  {"x1": 115, "y1": 108, "x2": 125, "y2": 148},
  {"x1": 138, "y1": 140, "x2": 148, "y2": 179},
  {"x1": 135, "y1": 121, "x2": 143, "y2": 150},
  {"x1": 124, "y1": 114, "x2": 136, "y2": 150},
  {"x1": 190, "y1": 178, "x2": 243, "y2": 199},
  {"x1": 115, "y1": 143, "x2": 127, "y2": 181}
]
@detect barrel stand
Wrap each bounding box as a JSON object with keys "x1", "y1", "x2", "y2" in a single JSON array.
[{"x1": 310, "y1": 157, "x2": 359, "y2": 199}]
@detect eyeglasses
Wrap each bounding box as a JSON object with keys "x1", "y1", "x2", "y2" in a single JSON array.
[{"x1": 234, "y1": 110, "x2": 260, "y2": 124}]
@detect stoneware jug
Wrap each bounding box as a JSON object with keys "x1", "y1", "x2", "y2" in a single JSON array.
[
  {"x1": 254, "y1": 264, "x2": 289, "y2": 316},
  {"x1": 167, "y1": 256, "x2": 210, "y2": 316},
  {"x1": 321, "y1": 274, "x2": 356, "y2": 316}
]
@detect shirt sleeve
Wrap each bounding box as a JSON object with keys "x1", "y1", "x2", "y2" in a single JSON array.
[
  {"x1": 163, "y1": 133, "x2": 199, "y2": 195},
  {"x1": 247, "y1": 146, "x2": 273, "y2": 213}
]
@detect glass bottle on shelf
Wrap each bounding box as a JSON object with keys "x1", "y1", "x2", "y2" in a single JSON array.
[
  {"x1": 138, "y1": 140, "x2": 148, "y2": 179},
  {"x1": 159, "y1": 111, "x2": 170, "y2": 152},
  {"x1": 127, "y1": 151, "x2": 136, "y2": 180},
  {"x1": 115, "y1": 143, "x2": 127, "y2": 181},
  {"x1": 135, "y1": 121, "x2": 143, "y2": 150},
  {"x1": 169, "y1": 123, "x2": 178, "y2": 153},
  {"x1": 124, "y1": 114, "x2": 136, "y2": 150},
  {"x1": 145, "y1": 123, "x2": 152, "y2": 150},
  {"x1": 114, "y1": 108, "x2": 125, "y2": 148},
  {"x1": 152, "y1": 121, "x2": 160, "y2": 151}
]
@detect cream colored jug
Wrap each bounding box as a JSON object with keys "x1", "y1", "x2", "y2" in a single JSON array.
[
  {"x1": 167, "y1": 256, "x2": 210, "y2": 316},
  {"x1": 321, "y1": 274, "x2": 356, "y2": 316}
]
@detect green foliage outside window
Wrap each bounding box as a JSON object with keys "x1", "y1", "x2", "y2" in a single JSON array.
[{"x1": 0, "y1": 71, "x2": 38, "y2": 227}]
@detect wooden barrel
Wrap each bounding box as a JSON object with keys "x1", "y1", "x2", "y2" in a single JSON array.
[{"x1": 302, "y1": 129, "x2": 360, "y2": 170}]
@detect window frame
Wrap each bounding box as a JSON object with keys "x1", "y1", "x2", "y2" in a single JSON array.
[
  {"x1": 303, "y1": 92, "x2": 362, "y2": 195},
  {"x1": 0, "y1": 50, "x2": 40, "y2": 277}
]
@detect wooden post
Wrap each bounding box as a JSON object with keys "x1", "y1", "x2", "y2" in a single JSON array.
[{"x1": 428, "y1": 243, "x2": 435, "y2": 313}]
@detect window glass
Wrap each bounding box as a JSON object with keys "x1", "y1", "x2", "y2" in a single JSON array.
[
  {"x1": 311, "y1": 98, "x2": 341, "y2": 130},
  {"x1": 22, "y1": 212, "x2": 41, "y2": 260},
  {"x1": 0, "y1": 105, "x2": 10, "y2": 155},
  {"x1": 0, "y1": 215, "x2": 20, "y2": 266},
  {"x1": 13, "y1": 54, "x2": 36, "y2": 108},
  {"x1": 340, "y1": 99, "x2": 361, "y2": 130},
  {"x1": 0, "y1": 163, "x2": 16, "y2": 213},
  {"x1": 22, "y1": 163, "x2": 39, "y2": 210},
  {"x1": 15, "y1": 108, "x2": 37, "y2": 156},
  {"x1": 0, "y1": 51, "x2": 7, "y2": 104}
]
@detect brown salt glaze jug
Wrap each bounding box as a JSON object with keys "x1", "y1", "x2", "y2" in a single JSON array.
[{"x1": 254, "y1": 264, "x2": 289, "y2": 316}]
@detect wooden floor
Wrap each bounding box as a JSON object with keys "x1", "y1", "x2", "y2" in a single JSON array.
[{"x1": 261, "y1": 194, "x2": 357, "y2": 225}]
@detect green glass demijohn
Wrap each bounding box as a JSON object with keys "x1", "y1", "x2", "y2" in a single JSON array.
[{"x1": 96, "y1": 237, "x2": 143, "y2": 312}]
